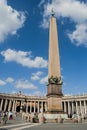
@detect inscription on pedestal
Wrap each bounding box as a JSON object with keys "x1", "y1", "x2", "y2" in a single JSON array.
[{"x1": 47, "y1": 96, "x2": 62, "y2": 112}]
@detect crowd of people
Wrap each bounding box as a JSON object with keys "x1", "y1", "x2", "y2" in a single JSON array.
[
  {"x1": 0, "y1": 110, "x2": 87, "y2": 125},
  {"x1": 0, "y1": 111, "x2": 15, "y2": 125},
  {"x1": 67, "y1": 112, "x2": 87, "y2": 123},
  {"x1": 22, "y1": 112, "x2": 39, "y2": 123}
]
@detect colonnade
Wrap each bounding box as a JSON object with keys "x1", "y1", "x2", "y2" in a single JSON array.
[
  {"x1": 23, "y1": 100, "x2": 48, "y2": 113},
  {"x1": 0, "y1": 94, "x2": 47, "y2": 113},
  {"x1": 62, "y1": 95, "x2": 87, "y2": 117},
  {"x1": 0, "y1": 98, "x2": 19, "y2": 112},
  {"x1": 0, "y1": 93, "x2": 87, "y2": 117}
]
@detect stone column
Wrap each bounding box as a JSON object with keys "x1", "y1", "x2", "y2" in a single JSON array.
[
  {"x1": 76, "y1": 101, "x2": 78, "y2": 115},
  {"x1": 34, "y1": 101, "x2": 36, "y2": 113},
  {"x1": 8, "y1": 100, "x2": 12, "y2": 111},
  {"x1": 78, "y1": 101, "x2": 80, "y2": 115},
  {"x1": 26, "y1": 102, "x2": 28, "y2": 113},
  {"x1": 72, "y1": 101, "x2": 74, "y2": 114},
  {"x1": 38, "y1": 101, "x2": 40, "y2": 113},
  {"x1": 20, "y1": 101, "x2": 22, "y2": 108},
  {"x1": 4, "y1": 99, "x2": 7, "y2": 111},
  {"x1": 14, "y1": 100, "x2": 17, "y2": 112},
  {"x1": 64, "y1": 101, "x2": 67, "y2": 113},
  {"x1": 68, "y1": 101, "x2": 70, "y2": 115},
  {"x1": 84, "y1": 100, "x2": 86, "y2": 114},
  {"x1": 12, "y1": 100, "x2": 15, "y2": 112},
  {"x1": 40, "y1": 102, "x2": 43, "y2": 113},
  {"x1": 20, "y1": 100, "x2": 22, "y2": 113},
  {"x1": 30, "y1": 101, "x2": 32, "y2": 113},
  {"x1": 0, "y1": 99, "x2": 3, "y2": 111},
  {"x1": 80, "y1": 101, "x2": 82, "y2": 115},
  {"x1": 45, "y1": 101, "x2": 47, "y2": 112}
]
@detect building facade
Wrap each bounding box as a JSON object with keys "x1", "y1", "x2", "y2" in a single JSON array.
[{"x1": 0, "y1": 93, "x2": 87, "y2": 117}]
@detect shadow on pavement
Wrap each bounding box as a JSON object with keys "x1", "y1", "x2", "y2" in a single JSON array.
[{"x1": 0, "y1": 129, "x2": 8, "y2": 130}]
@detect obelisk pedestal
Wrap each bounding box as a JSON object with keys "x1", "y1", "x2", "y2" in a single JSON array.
[{"x1": 47, "y1": 82, "x2": 63, "y2": 113}]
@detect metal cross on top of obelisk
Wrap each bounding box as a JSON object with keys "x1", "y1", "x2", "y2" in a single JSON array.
[{"x1": 51, "y1": 8, "x2": 55, "y2": 17}]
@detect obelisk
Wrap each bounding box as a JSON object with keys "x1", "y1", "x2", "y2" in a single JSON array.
[{"x1": 47, "y1": 10, "x2": 63, "y2": 113}]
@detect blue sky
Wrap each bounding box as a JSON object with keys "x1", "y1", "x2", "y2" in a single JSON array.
[{"x1": 0, "y1": 0, "x2": 87, "y2": 96}]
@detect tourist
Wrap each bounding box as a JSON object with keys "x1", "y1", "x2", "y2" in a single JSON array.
[
  {"x1": 72, "y1": 112, "x2": 78, "y2": 123},
  {"x1": 78, "y1": 113, "x2": 82, "y2": 123},
  {"x1": 3, "y1": 112, "x2": 8, "y2": 124}
]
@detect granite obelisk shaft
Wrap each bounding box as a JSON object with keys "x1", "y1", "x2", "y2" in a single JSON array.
[{"x1": 48, "y1": 16, "x2": 61, "y2": 78}]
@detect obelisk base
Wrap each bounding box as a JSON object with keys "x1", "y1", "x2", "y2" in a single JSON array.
[
  {"x1": 47, "y1": 95, "x2": 63, "y2": 113},
  {"x1": 47, "y1": 83, "x2": 63, "y2": 113},
  {"x1": 43, "y1": 113, "x2": 68, "y2": 123}
]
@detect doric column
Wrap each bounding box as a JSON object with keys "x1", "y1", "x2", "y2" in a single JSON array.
[
  {"x1": 76, "y1": 101, "x2": 78, "y2": 114},
  {"x1": 4, "y1": 99, "x2": 7, "y2": 111},
  {"x1": 84, "y1": 100, "x2": 86, "y2": 114},
  {"x1": 0, "y1": 99, "x2": 3, "y2": 111},
  {"x1": 20, "y1": 100, "x2": 23, "y2": 112},
  {"x1": 12, "y1": 100, "x2": 15, "y2": 112},
  {"x1": 38, "y1": 101, "x2": 40, "y2": 113},
  {"x1": 34, "y1": 101, "x2": 36, "y2": 113},
  {"x1": 26, "y1": 102, "x2": 28, "y2": 113},
  {"x1": 68, "y1": 101, "x2": 70, "y2": 115},
  {"x1": 41, "y1": 101, "x2": 43, "y2": 113},
  {"x1": 80, "y1": 100, "x2": 82, "y2": 114},
  {"x1": 30, "y1": 101, "x2": 32, "y2": 113},
  {"x1": 45, "y1": 101, "x2": 47, "y2": 112},
  {"x1": 63, "y1": 101, "x2": 66, "y2": 113},
  {"x1": 14, "y1": 100, "x2": 17, "y2": 112},
  {"x1": 72, "y1": 101, "x2": 74, "y2": 114},
  {"x1": 8, "y1": 100, "x2": 12, "y2": 111}
]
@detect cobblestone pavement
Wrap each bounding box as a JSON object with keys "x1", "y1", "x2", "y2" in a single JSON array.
[
  {"x1": 25, "y1": 122, "x2": 87, "y2": 130},
  {"x1": 0, "y1": 115, "x2": 87, "y2": 130}
]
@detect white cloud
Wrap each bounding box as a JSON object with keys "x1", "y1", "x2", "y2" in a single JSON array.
[
  {"x1": 38, "y1": 0, "x2": 45, "y2": 7},
  {"x1": 15, "y1": 80, "x2": 37, "y2": 90},
  {"x1": 32, "y1": 91, "x2": 45, "y2": 96},
  {"x1": 31, "y1": 71, "x2": 43, "y2": 81},
  {"x1": 0, "y1": 0, "x2": 26, "y2": 42},
  {"x1": 0, "y1": 77, "x2": 14, "y2": 86},
  {"x1": 6, "y1": 77, "x2": 14, "y2": 83},
  {"x1": 40, "y1": 15, "x2": 49, "y2": 29},
  {"x1": 40, "y1": 0, "x2": 87, "y2": 46},
  {"x1": 31, "y1": 75, "x2": 40, "y2": 81},
  {"x1": 11, "y1": 90, "x2": 17, "y2": 94},
  {"x1": 0, "y1": 80, "x2": 6, "y2": 86},
  {"x1": 41, "y1": 0, "x2": 87, "y2": 25},
  {"x1": 68, "y1": 23, "x2": 87, "y2": 46},
  {"x1": 35, "y1": 71, "x2": 43, "y2": 76},
  {"x1": 1, "y1": 49, "x2": 48, "y2": 68},
  {"x1": 52, "y1": 0, "x2": 87, "y2": 23},
  {"x1": 40, "y1": 76, "x2": 48, "y2": 84}
]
